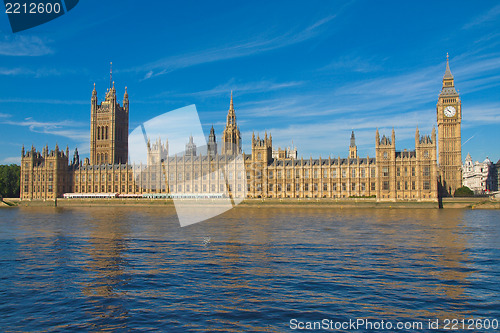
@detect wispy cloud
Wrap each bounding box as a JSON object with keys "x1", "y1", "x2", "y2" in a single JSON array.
[
  {"x1": 237, "y1": 52, "x2": 500, "y2": 122},
  {"x1": 463, "y1": 4, "x2": 500, "y2": 30},
  {"x1": 241, "y1": 109, "x2": 434, "y2": 158},
  {"x1": 0, "y1": 98, "x2": 87, "y2": 105},
  {"x1": 1, "y1": 156, "x2": 21, "y2": 164},
  {"x1": 462, "y1": 103, "x2": 500, "y2": 125},
  {"x1": 333, "y1": 65, "x2": 441, "y2": 103},
  {"x1": 0, "y1": 35, "x2": 53, "y2": 56},
  {"x1": 201, "y1": 121, "x2": 226, "y2": 128},
  {"x1": 2, "y1": 117, "x2": 88, "y2": 140},
  {"x1": 129, "y1": 15, "x2": 336, "y2": 80},
  {"x1": 171, "y1": 79, "x2": 303, "y2": 98},
  {"x1": 0, "y1": 67, "x2": 29, "y2": 76},
  {"x1": 234, "y1": 50, "x2": 500, "y2": 157},
  {"x1": 0, "y1": 66, "x2": 87, "y2": 78},
  {"x1": 0, "y1": 113, "x2": 10, "y2": 118},
  {"x1": 320, "y1": 55, "x2": 384, "y2": 73}
]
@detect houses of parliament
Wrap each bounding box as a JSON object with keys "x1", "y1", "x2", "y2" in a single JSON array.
[{"x1": 20, "y1": 56, "x2": 463, "y2": 201}]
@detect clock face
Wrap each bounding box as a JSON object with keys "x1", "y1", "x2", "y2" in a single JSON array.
[{"x1": 444, "y1": 106, "x2": 456, "y2": 117}]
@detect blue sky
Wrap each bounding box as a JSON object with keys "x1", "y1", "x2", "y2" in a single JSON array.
[{"x1": 1, "y1": 0, "x2": 499, "y2": 164}]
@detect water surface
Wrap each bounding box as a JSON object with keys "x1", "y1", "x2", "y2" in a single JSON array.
[{"x1": 0, "y1": 207, "x2": 499, "y2": 332}]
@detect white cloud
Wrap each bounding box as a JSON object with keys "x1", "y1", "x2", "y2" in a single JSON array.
[
  {"x1": 1, "y1": 156, "x2": 21, "y2": 164},
  {"x1": 128, "y1": 15, "x2": 336, "y2": 79},
  {"x1": 0, "y1": 66, "x2": 88, "y2": 78},
  {"x1": 0, "y1": 35, "x2": 53, "y2": 56},
  {"x1": 320, "y1": 55, "x2": 384, "y2": 73},
  {"x1": 0, "y1": 98, "x2": 87, "y2": 105},
  {"x1": 2, "y1": 118, "x2": 88, "y2": 141},
  {"x1": 462, "y1": 104, "x2": 500, "y2": 125},
  {"x1": 463, "y1": 4, "x2": 500, "y2": 30},
  {"x1": 175, "y1": 80, "x2": 303, "y2": 98},
  {"x1": 241, "y1": 109, "x2": 435, "y2": 158},
  {"x1": 233, "y1": 52, "x2": 500, "y2": 158}
]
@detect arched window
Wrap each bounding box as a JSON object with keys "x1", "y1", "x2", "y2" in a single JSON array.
[
  {"x1": 97, "y1": 154, "x2": 100, "y2": 164},
  {"x1": 106, "y1": 126, "x2": 108, "y2": 140},
  {"x1": 105, "y1": 153, "x2": 108, "y2": 163},
  {"x1": 97, "y1": 126, "x2": 100, "y2": 140}
]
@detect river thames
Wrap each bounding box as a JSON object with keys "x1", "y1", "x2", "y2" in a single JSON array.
[{"x1": 0, "y1": 207, "x2": 499, "y2": 332}]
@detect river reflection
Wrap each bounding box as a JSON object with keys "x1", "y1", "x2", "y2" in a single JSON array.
[{"x1": 0, "y1": 207, "x2": 499, "y2": 332}]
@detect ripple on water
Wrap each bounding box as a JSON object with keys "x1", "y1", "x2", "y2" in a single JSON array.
[{"x1": 0, "y1": 207, "x2": 499, "y2": 332}]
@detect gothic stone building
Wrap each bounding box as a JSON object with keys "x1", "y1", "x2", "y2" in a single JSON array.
[{"x1": 21, "y1": 57, "x2": 463, "y2": 202}]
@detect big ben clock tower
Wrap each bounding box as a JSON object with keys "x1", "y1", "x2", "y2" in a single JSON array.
[{"x1": 437, "y1": 53, "x2": 462, "y2": 196}]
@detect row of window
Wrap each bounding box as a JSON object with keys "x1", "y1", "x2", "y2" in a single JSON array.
[
  {"x1": 74, "y1": 185, "x2": 133, "y2": 193},
  {"x1": 381, "y1": 181, "x2": 431, "y2": 191},
  {"x1": 382, "y1": 166, "x2": 432, "y2": 177},
  {"x1": 265, "y1": 182, "x2": 376, "y2": 192},
  {"x1": 96, "y1": 153, "x2": 109, "y2": 164},
  {"x1": 96, "y1": 126, "x2": 108, "y2": 140},
  {"x1": 25, "y1": 162, "x2": 55, "y2": 169},
  {"x1": 24, "y1": 173, "x2": 55, "y2": 182},
  {"x1": 25, "y1": 185, "x2": 53, "y2": 193},
  {"x1": 30, "y1": 180, "x2": 433, "y2": 196},
  {"x1": 76, "y1": 173, "x2": 133, "y2": 182},
  {"x1": 249, "y1": 181, "x2": 432, "y2": 192}
]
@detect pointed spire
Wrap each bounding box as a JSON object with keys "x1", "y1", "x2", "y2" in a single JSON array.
[
  {"x1": 444, "y1": 53, "x2": 453, "y2": 79},
  {"x1": 230, "y1": 90, "x2": 234, "y2": 110},
  {"x1": 109, "y1": 62, "x2": 113, "y2": 89},
  {"x1": 350, "y1": 130, "x2": 356, "y2": 147}
]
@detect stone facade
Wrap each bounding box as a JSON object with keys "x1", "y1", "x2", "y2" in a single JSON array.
[
  {"x1": 90, "y1": 81, "x2": 129, "y2": 165},
  {"x1": 437, "y1": 54, "x2": 462, "y2": 196},
  {"x1": 22, "y1": 58, "x2": 464, "y2": 202},
  {"x1": 462, "y1": 153, "x2": 495, "y2": 194}
]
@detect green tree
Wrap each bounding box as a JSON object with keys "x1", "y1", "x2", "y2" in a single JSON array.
[
  {"x1": 0, "y1": 164, "x2": 20, "y2": 198},
  {"x1": 454, "y1": 186, "x2": 474, "y2": 197}
]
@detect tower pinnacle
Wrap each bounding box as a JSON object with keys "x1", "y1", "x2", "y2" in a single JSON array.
[
  {"x1": 222, "y1": 91, "x2": 241, "y2": 155},
  {"x1": 110, "y1": 62, "x2": 113, "y2": 89},
  {"x1": 444, "y1": 53, "x2": 453, "y2": 79},
  {"x1": 349, "y1": 130, "x2": 357, "y2": 158}
]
